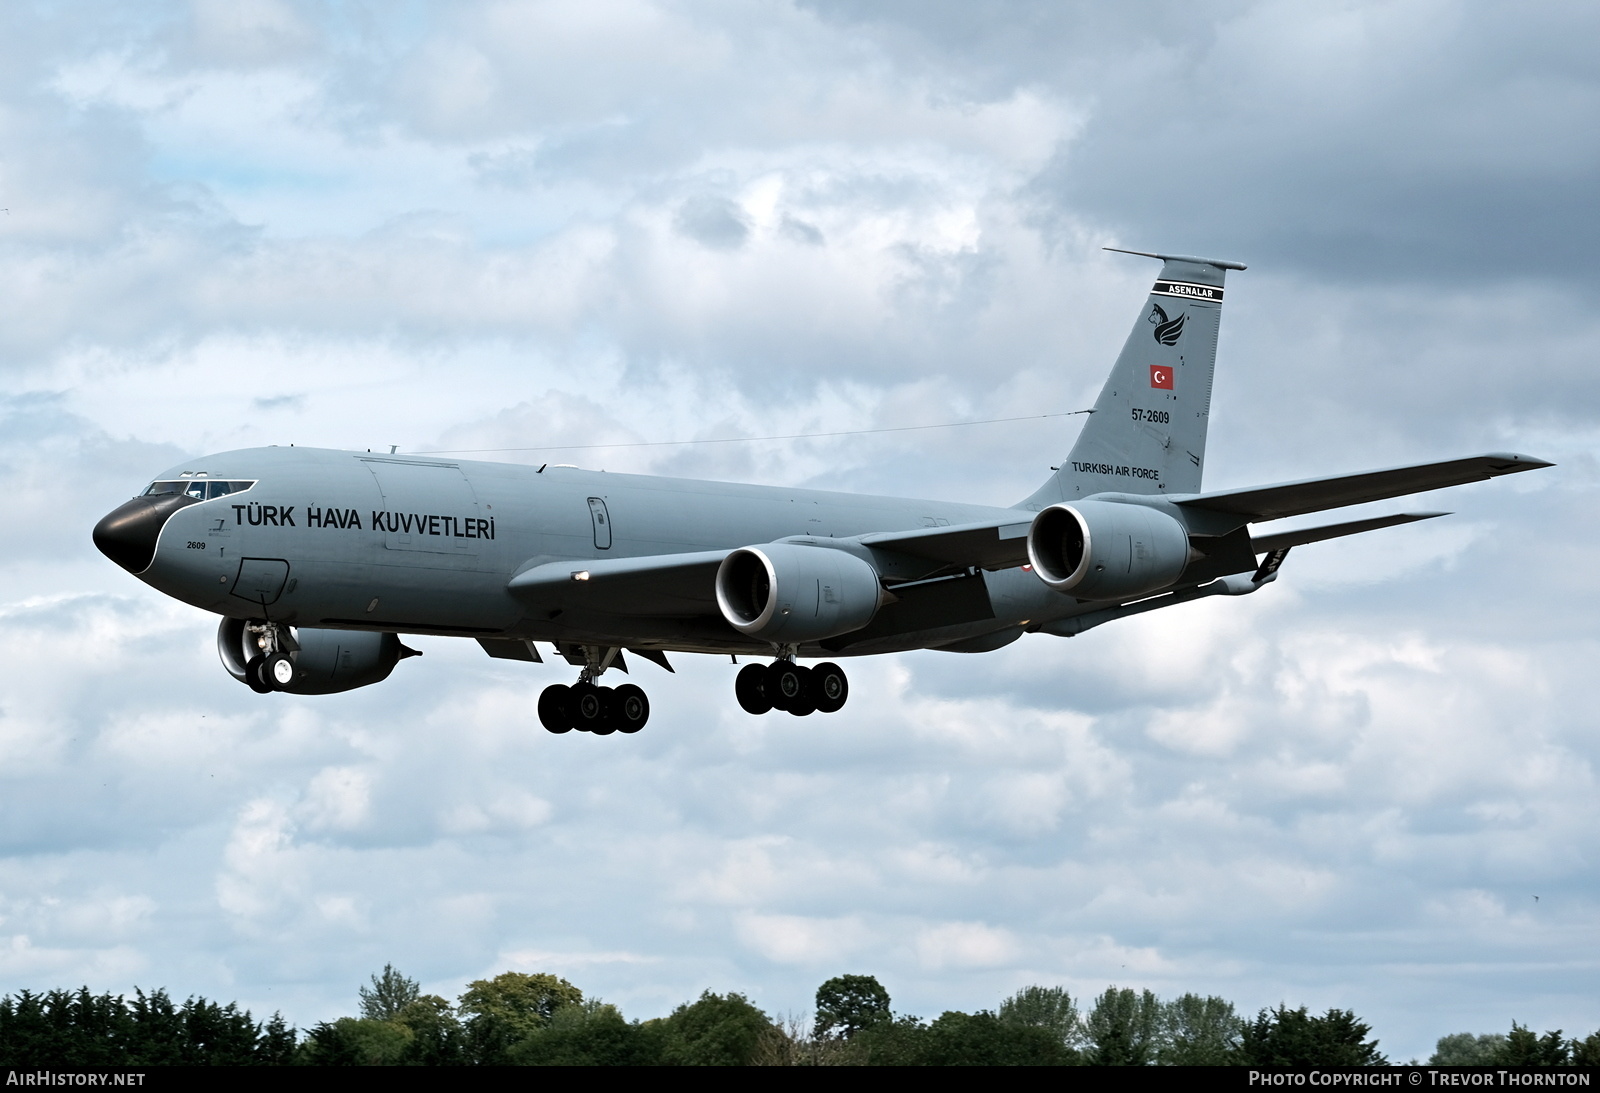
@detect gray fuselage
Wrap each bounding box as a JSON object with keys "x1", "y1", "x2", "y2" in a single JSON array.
[{"x1": 129, "y1": 446, "x2": 1076, "y2": 658}]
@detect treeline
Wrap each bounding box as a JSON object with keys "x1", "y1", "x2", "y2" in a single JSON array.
[
  {"x1": 0, "y1": 988, "x2": 296, "y2": 1066},
  {"x1": 2, "y1": 968, "x2": 1597, "y2": 1066}
]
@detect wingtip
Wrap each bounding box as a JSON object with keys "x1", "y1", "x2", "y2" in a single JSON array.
[{"x1": 1484, "y1": 452, "x2": 1556, "y2": 472}]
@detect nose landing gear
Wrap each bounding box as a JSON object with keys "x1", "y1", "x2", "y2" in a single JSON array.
[
  {"x1": 735, "y1": 658, "x2": 848, "y2": 717},
  {"x1": 241, "y1": 622, "x2": 299, "y2": 693},
  {"x1": 538, "y1": 646, "x2": 650, "y2": 735}
]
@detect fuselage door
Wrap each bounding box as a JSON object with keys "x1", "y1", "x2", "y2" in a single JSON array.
[
  {"x1": 231, "y1": 557, "x2": 290, "y2": 607},
  {"x1": 588, "y1": 497, "x2": 612, "y2": 550},
  {"x1": 363, "y1": 459, "x2": 482, "y2": 557}
]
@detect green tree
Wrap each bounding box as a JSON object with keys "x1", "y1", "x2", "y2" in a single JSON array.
[
  {"x1": 998, "y1": 985, "x2": 1079, "y2": 1047},
  {"x1": 0, "y1": 987, "x2": 291, "y2": 1067},
  {"x1": 258, "y1": 1012, "x2": 299, "y2": 1065},
  {"x1": 118, "y1": 988, "x2": 267, "y2": 1066},
  {"x1": 394, "y1": 995, "x2": 464, "y2": 1065},
  {"x1": 848, "y1": 1014, "x2": 931, "y2": 1065},
  {"x1": 359, "y1": 964, "x2": 421, "y2": 1022},
  {"x1": 1159, "y1": 993, "x2": 1242, "y2": 1065},
  {"x1": 1084, "y1": 987, "x2": 1161, "y2": 1066},
  {"x1": 1239, "y1": 1006, "x2": 1386, "y2": 1067},
  {"x1": 747, "y1": 1014, "x2": 857, "y2": 1066},
  {"x1": 814, "y1": 975, "x2": 891, "y2": 1039},
  {"x1": 0, "y1": 988, "x2": 128, "y2": 1068},
  {"x1": 122, "y1": 989, "x2": 184, "y2": 1065},
  {"x1": 924, "y1": 1010, "x2": 1077, "y2": 1065},
  {"x1": 160, "y1": 994, "x2": 264, "y2": 1064},
  {"x1": 1493, "y1": 1023, "x2": 1570, "y2": 1067},
  {"x1": 458, "y1": 971, "x2": 583, "y2": 1064},
  {"x1": 1570, "y1": 1031, "x2": 1600, "y2": 1065},
  {"x1": 1430, "y1": 1032, "x2": 1507, "y2": 1065},
  {"x1": 299, "y1": 1018, "x2": 412, "y2": 1065},
  {"x1": 658, "y1": 991, "x2": 774, "y2": 1066},
  {"x1": 514, "y1": 1000, "x2": 664, "y2": 1066}
]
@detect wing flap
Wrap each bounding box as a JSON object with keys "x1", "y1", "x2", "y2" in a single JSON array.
[
  {"x1": 1250, "y1": 511, "x2": 1448, "y2": 554},
  {"x1": 476, "y1": 637, "x2": 543, "y2": 662},
  {"x1": 1178, "y1": 452, "x2": 1551, "y2": 521}
]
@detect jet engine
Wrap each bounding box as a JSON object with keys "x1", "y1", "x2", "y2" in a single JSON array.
[
  {"x1": 217, "y1": 618, "x2": 413, "y2": 695},
  {"x1": 1026, "y1": 500, "x2": 1191, "y2": 601},
  {"x1": 715, "y1": 543, "x2": 884, "y2": 643}
]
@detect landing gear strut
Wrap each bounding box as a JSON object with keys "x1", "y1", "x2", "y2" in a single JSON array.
[
  {"x1": 538, "y1": 646, "x2": 650, "y2": 735},
  {"x1": 736, "y1": 658, "x2": 848, "y2": 717}
]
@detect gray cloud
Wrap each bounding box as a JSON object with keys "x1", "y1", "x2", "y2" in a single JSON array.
[
  {"x1": 675, "y1": 195, "x2": 750, "y2": 251},
  {"x1": 806, "y1": 1, "x2": 1600, "y2": 282}
]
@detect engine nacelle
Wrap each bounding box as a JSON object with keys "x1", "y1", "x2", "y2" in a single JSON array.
[
  {"x1": 218, "y1": 619, "x2": 409, "y2": 695},
  {"x1": 715, "y1": 543, "x2": 884, "y2": 644},
  {"x1": 1026, "y1": 500, "x2": 1190, "y2": 601}
]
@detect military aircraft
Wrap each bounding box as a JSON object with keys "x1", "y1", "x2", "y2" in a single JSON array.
[{"x1": 93, "y1": 249, "x2": 1551, "y2": 734}]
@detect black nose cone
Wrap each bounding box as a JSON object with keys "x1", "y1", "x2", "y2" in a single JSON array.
[{"x1": 93, "y1": 493, "x2": 201, "y2": 574}]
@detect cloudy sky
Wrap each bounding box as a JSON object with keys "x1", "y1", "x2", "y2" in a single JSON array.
[{"x1": 2, "y1": 0, "x2": 1596, "y2": 1061}]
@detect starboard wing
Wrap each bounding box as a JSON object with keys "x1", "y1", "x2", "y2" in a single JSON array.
[{"x1": 505, "y1": 517, "x2": 1039, "y2": 619}]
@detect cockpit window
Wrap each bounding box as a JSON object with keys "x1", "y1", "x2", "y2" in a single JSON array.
[{"x1": 143, "y1": 479, "x2": 256, "y2": 500}]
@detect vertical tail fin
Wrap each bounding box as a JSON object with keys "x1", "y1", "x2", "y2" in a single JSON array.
[{"x1": 1020, "y1": 250, "x2": 1244, "y2": 508}]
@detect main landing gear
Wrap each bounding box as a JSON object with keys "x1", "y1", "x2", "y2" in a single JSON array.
[
  {"x1": 735, "y1": 659, "x2": 848, "y2": 717},
  {"x1": 538, "y1": 646, "x2": 650, "y2": 735}
]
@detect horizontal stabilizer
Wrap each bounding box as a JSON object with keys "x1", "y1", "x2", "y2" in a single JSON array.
[
  {"x1": 1102, "y1": 246, "x2": 1247, "y2": 271},
  {"x1": 1251, "y1": 512, "x2": 1447, "y2": 554},
  {"x1": 1179, "y1": 453, "x2": 1552, "y2": 522}
]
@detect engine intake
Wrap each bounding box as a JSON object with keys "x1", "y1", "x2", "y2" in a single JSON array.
[
  {"x1": 1026, "y1": 500, "x2": 1190, "y2": 601},
  {"x1": 715, "y1": 543, "x2": 883, "y2": 643}
]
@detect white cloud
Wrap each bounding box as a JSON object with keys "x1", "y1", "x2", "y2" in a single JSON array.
[
  {"x1": 915, "y1": 921, "x2": 1019, "y2": 970},
  {"x1": 736, "y1": 912, "x2": 872, "y2": 966},
  {"x1": 300, "y1": 767, "x2": 374, "y2": 832},
  {"x1": 438, "y1": 790, "x2": 553, "y2": 835},
  {"x1": 217, "y1": 798, "x2": 303, "y2": 923}
]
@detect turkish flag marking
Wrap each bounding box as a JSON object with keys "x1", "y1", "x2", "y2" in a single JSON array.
[{"x1": 1149, "y1": 365, "x2": 1174, "y2": 390}]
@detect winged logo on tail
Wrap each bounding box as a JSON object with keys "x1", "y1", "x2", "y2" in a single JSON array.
[{"x1": 1148, "y1": 303, "x2": 1187, "y2": 345}]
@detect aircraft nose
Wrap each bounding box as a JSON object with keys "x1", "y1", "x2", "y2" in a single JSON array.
[{"x1": 93, "y1": 493, "x2": 201, "y2": 574}]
